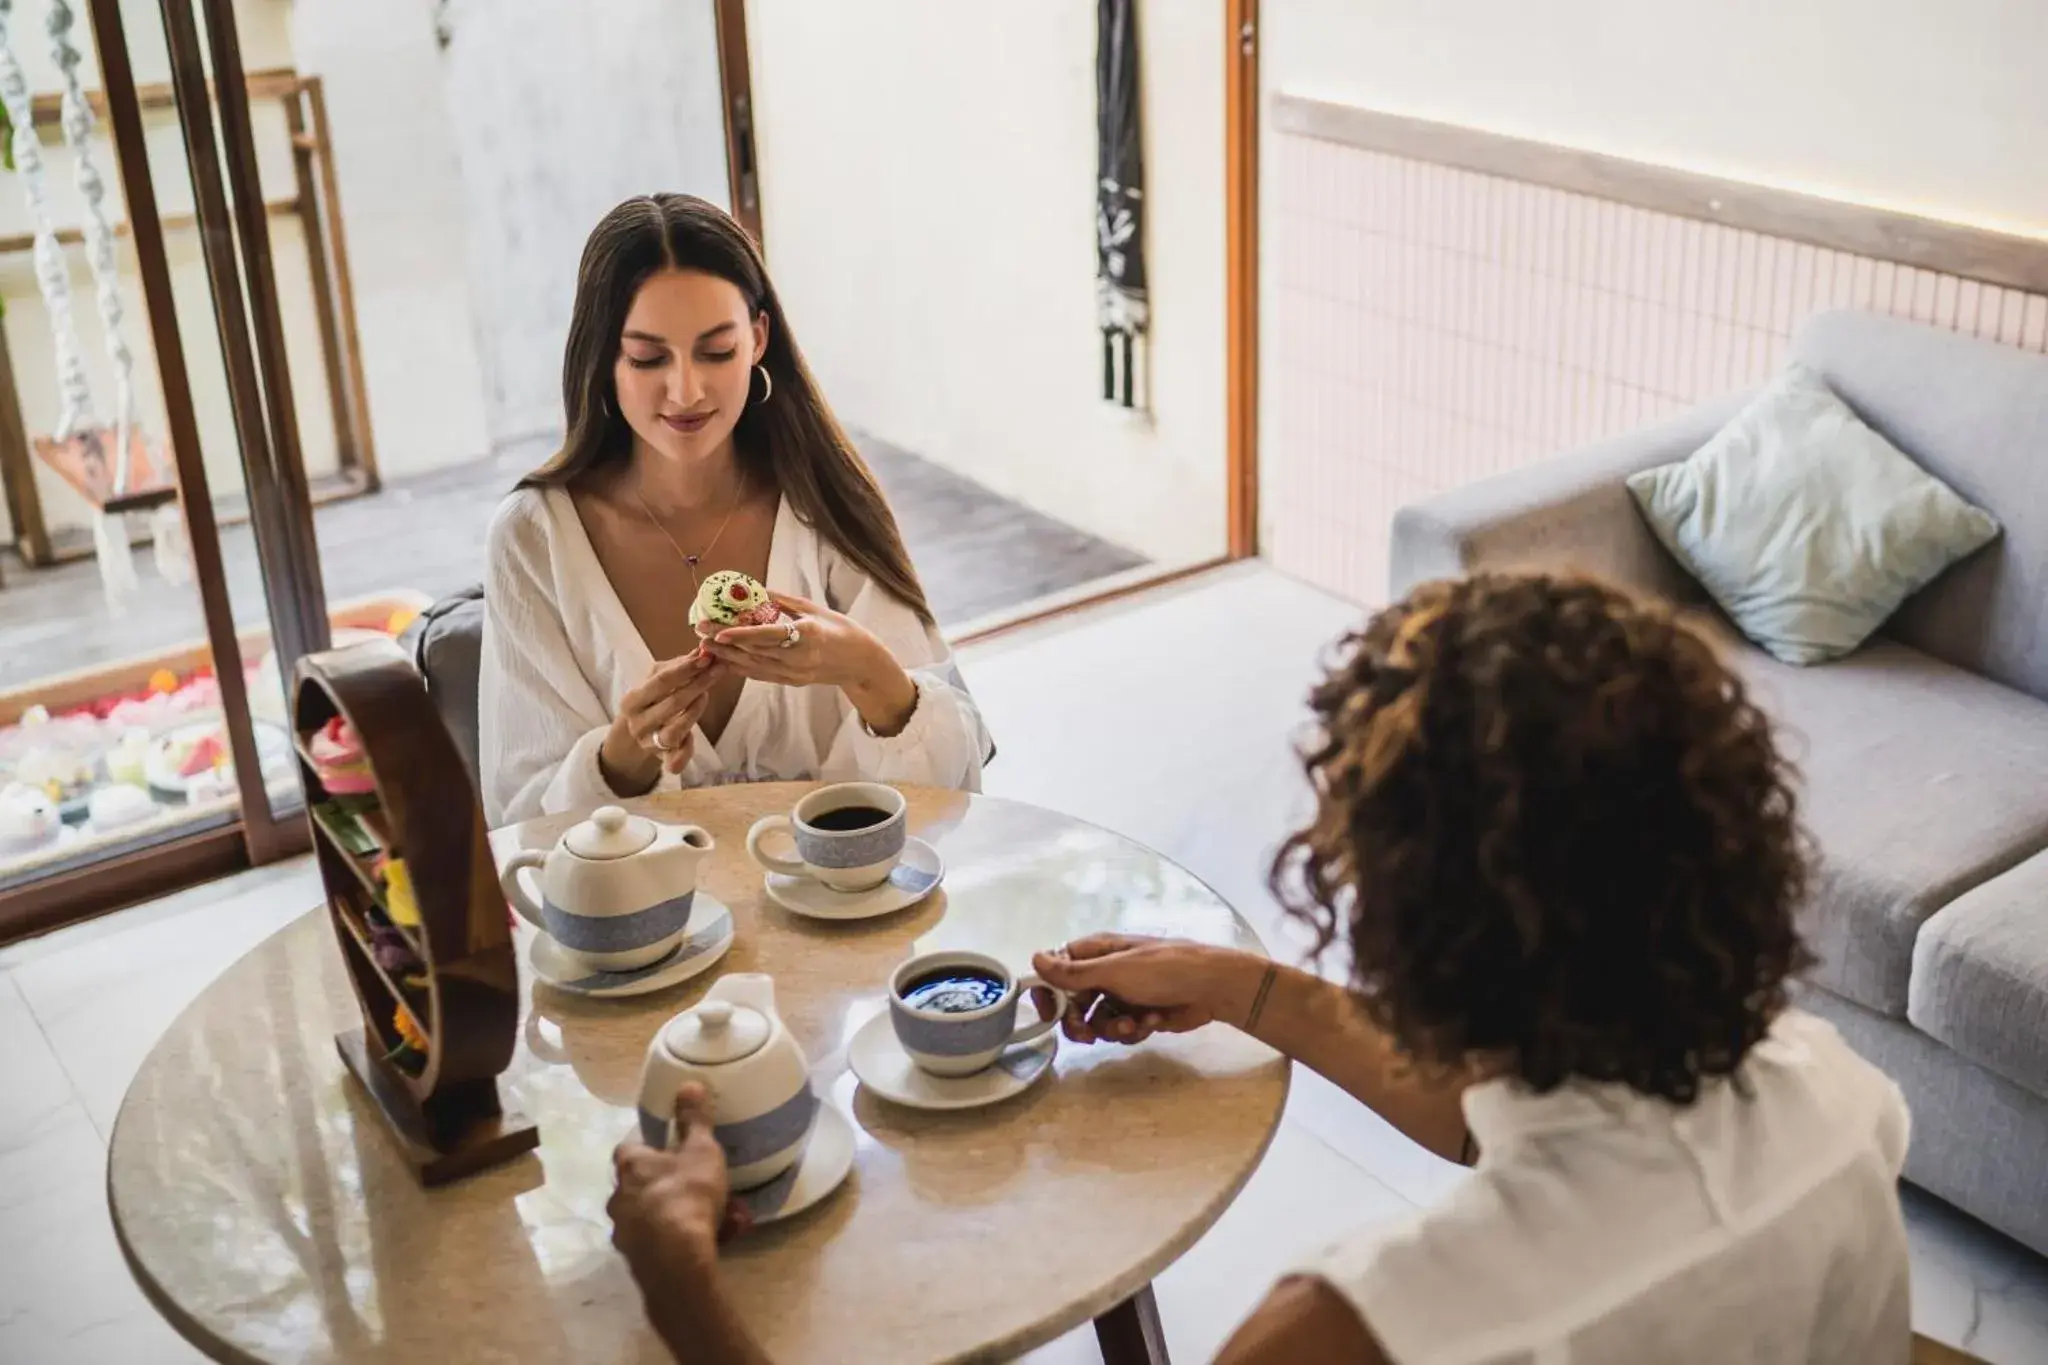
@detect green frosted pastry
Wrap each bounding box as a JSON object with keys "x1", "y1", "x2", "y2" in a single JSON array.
[{"x1": 690, "y1": 570, "x2": 782, "y2": 631}]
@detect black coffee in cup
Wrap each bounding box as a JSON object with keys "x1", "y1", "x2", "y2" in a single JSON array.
[
  {"x1": 897, "y1": 967, "x2": 1007, "y2": 1014},
  {"x1": 806, "y1": 805, "x2": 893, "y2": 833}
]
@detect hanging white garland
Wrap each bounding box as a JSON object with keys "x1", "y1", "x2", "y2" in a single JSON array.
[
  {"x1": 0, "y1": 0, "x2": 95, "y2": 441},
  {"x1": 46, "y1": 0, "x2": 136, "y2": 490}
]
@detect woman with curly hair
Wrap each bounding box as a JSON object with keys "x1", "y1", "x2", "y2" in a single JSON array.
[{"x1": 606, "y1": 572, "x2": 1912, "y2": 1365}]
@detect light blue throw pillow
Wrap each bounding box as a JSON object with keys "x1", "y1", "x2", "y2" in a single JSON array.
[{"x1": 1627, "y1": 363, "x2": 2000, "y2": 665}]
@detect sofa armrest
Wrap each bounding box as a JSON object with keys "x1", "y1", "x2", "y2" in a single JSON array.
[{"x1": 1388, "y1": 396, "x2": 1746, "y2": 602}]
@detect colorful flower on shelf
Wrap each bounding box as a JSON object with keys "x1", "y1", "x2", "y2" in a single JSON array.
[
  {"x1": 383, "y1": 858, "x2": 422, "y2": 928},
  {"x1": 147, "y1": 669, "x2": 179, "y2": 695},
  {"x1": 368, "y1": 923, "x2": 420, "y2": 975},
  {"x1": 393, "y1": 1003, "x2": 428, "y2": 1054}
]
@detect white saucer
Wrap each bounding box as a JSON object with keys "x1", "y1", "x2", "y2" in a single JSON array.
[
  {"x1": 764, "y1": 837, "x2": 944, "y2": 922},
  {"x1": 847, "y1": 1009, "x2": 1057, "y2": 1111},
  {"x1": 528, "y1": 896, "x2": 734, "y2": 998},
  {"x1": 738, "y1": 1100, "x2": 855, "y2": 1225}
]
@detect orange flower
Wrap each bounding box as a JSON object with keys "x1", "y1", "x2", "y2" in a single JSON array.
[
  {"x1": 148, "y1": 669, "x2": 178, "y2": 695},
  {"x1": 393, "y1": 1004, "x2": 428, "y2": 1054}
]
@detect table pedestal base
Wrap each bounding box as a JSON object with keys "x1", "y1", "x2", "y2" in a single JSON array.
[{"x1": 1093, "y1": 1283, "x2": 1171, "y2": 1365}]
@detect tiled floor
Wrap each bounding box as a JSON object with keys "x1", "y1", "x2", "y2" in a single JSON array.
[{"x1": 3, "y1": 565, "x2": 2045, "y2": 1363}]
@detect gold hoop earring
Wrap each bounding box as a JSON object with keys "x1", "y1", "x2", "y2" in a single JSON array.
[{"x1": 750, "y1": 365, "x2": 774, "y2": 405}]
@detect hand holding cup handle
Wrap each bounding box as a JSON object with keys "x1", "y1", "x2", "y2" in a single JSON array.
[{"x1": 1010, "y1": 973, "x2": 1070, "y2": 1046}]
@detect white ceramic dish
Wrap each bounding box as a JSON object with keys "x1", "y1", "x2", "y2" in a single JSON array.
[
  {"x1": 737, "y1": 1100, "x2": 855, "y2": 1225},
  {"x1": 528, "y1": 896, "x2": 734, "y2": 998},
  {"x1": 847, "y1": 1009, "x2": 1057, "y2": 1112},
  {"x1": 763, "y1": 837, "x2": 943, "y2": 922}
]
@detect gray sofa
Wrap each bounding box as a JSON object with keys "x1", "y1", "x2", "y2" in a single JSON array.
[{"x1": 1389, "y1": 310, "x2": 2048, "y2": 1256}]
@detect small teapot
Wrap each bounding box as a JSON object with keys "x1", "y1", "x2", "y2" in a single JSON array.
[
  {"x1": 638, "y1": 973, "x2": 818, "y2": 1190},
  {"x1": 500, "y1": 805, "x2": 715, "y2": 974}
]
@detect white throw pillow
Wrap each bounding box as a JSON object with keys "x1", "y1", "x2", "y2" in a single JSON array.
[{"x1": 1627, "y1": 363, "x2": 2000, "y2": 665}]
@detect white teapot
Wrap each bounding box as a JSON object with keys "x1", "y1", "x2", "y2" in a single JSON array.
[
  {"x1": 500, "y1": 805, "x2": 714, "y2": 974},
  {"x1": 638, "y1": 973, "x2": 818, "y2": 1190}
]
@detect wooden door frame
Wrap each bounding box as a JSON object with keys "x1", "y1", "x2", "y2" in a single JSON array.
[
  {"x1": 713, "y1": 0, "x2": 765, "y2": 244},
  {"x1": 1224, "y1": 0, "x2": 1259, "y2": 560}
]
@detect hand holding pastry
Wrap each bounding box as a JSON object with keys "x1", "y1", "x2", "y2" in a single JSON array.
[
  {"x1": 705, "y1": 590, "x2": 920, "y2": 738},
  {"x1": 601, "y1": 651, "x2": 726, "y2": 792}
]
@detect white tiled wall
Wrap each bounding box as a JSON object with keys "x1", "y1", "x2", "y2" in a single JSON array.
[{"x1": 1266, "y1": 132, "x2": 2048, "y2": 604}]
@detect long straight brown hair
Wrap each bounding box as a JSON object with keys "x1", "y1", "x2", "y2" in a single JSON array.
[{"x1": 520, "y1": 193, "x2": 933, "y2": 624}]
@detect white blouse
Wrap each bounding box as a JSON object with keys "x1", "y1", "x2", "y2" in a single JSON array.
[
  {"x1": 479, "y1": 486, "x2": 989, "y2": 825},
  {"x1": 1299, "y1": 1009, "x2": 1912, "y2": 1365}
]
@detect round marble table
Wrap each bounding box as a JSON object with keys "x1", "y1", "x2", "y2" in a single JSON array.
[{"x1": 109, "y1": 786, "x2": 1288, "y2": 1365}]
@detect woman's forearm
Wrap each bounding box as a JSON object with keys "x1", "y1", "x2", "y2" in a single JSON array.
[{"x1": 1202, "y1": 950, "x2": 1473, "y2": 1164}]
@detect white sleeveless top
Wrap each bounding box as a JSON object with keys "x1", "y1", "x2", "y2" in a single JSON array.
[
  {"x1": 1301, "y1": 1010, "x2": 1912, "y2": 1365},
  {"x1": 479, "y1": 487, "x2": 989, "y2": 825}
]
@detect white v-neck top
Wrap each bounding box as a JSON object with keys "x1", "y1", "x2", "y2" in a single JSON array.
[
  {"x1": 479, "y1": 486, "x2": 990, "y2": 825},
  {"x1": 1302, "y1": 1009, "x2": 1912, "y2": 1365}
]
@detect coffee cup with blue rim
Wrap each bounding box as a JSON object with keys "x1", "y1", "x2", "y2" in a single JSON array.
[
  {"x1": 888, "y1": 949, "x2": 1069, "y2": 1077},
  {"x1": 746, "y1": 781, "x2": 907, "y2": 893}
]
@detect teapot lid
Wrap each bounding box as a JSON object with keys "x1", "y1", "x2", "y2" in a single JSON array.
[
  {"x1": 661, "y1": 1000, "x2": 770, "y2": 1065},
  {"x1": 565, "y1": 805, "x2": 655, "y2": 860}
]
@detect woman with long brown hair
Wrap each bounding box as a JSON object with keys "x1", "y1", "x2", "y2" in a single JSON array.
[{"x1": 480, "y1": 195, "x2": 990, "y2": 823}]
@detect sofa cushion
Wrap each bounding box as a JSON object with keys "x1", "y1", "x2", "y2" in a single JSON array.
[
  {"x1": 1909, "y1": 849, "x2": 2048, "y2": 1101},
  {"x1": 1792, "y1": 312, "x2": 2048, "y2": 702},
  {"x1": 1627, "y1": 362, "x2": 1999, "y2": 665},
  {"x1": 1716, "y1": 623, "x2": 2048, "y2": 1016}
]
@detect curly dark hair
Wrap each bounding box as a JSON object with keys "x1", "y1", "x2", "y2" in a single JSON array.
[{"x1": 1271, "y1": 571, "x2": 1813, "y2": 1105}]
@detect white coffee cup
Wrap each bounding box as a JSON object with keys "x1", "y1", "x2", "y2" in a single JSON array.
[{"x1": 746, "y1": 781, "x2": 908, "y2": 893}]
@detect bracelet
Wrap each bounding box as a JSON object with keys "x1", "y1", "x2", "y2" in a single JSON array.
[
  {"x1": 1244, "y1": 961, "x2": 1279, "y2": 1032},
  {"x1": 860, "y1": 676, "x2": 921, "y2": 738}
]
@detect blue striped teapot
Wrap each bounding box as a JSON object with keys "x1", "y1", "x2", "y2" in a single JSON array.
[
  {"x1": 500, "y1": 804, "x2": 714, "y2": 976},
  {"x1": 637, "y1": 973, "x2": 819, "y2": 1190}
]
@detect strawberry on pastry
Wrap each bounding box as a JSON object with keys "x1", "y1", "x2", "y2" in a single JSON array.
[{"x1": 689, "y1": 570, "x2": 787, "y2": 641}]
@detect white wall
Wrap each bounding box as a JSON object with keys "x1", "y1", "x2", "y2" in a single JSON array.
[
  {"x1": 1258, "y1": 0, "x2": 2048, "y2": 551},
  {"x1": 289, "y1": 0, "x2": 490, "y2": 482},
  {"x1": 746, "y1": 0, "x2": 1227, "y2": 567},
  {"x1": 438, "y1": 0, "x2": 730, "y2": 463},
  {"x1": 1263, "y1": 0, "x2": 2048, "y2": 234}
]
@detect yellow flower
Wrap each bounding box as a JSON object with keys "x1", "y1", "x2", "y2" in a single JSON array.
[
  {"x1": 393, "y1": 1004, "x2": 428, "y2": 1054},
  {"x1": 386, "y1": 607, "x2": 420, "y2": 636},
  {"x1": 148, "y1": 668, "x2": 178, "y2": 695},
  {"x1": 384, "y1": 858, "x2": 422, "y2": 928}
]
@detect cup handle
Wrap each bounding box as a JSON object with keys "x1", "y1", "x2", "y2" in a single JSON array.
[
  {"x1": 1010, "y1": 974, "x2": 1070, "y2": 1047},
  {"x1": 746, "y1": 815, "x2": 811, "y2": 878},
  {"x1": 500, "y1": 850, "x2": 547, "y2": 928}
]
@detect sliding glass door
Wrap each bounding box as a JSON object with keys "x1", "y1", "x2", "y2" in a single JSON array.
[{"x1": 1, "y1": 0, "x2": 744, "y2": 939}]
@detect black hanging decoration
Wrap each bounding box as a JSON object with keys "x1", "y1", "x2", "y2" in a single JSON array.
[{"x1": 1096, "y1": 0, "x2": 1147, "y2": 409}]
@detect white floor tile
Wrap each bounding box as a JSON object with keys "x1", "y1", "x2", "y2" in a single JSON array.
[
  {"x1": 7, "y1": 857, "x2": 323, "y2": 1136},
  {"x1": 1905, "y1": 1186, "x2": 2048, "y2": 1365}
]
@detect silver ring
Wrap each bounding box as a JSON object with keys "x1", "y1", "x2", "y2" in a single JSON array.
[
  {"x1": 779, "y1": 618, "x2": 802, "y2": 650},
  {"x1": 650, "y1": 733, "x2": 671, "y2": 753}
]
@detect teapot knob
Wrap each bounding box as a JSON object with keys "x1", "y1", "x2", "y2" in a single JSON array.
[
  {"x1": 592, "y1": 805, "x2": 628, "y2": 834},
  {"x1": 699, "y1": 1001, "x2": 733, "y2": 1030}
]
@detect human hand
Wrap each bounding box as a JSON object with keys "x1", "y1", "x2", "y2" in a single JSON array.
[
  {"x1": 609, "y1": 1084, "x2": 753, "y2": 1298},
  {"x1": 604, "y1": 651, "x2": 726, "y2": 782},
  {"x1": 706, "y1": 591, "x2": 918, "y2": 736},
  {"x1": 703, "y1": 591, "x2": 885, "y2": 691},
  {"x1": 1030, "y1": 934, "x2": 1237, "y2": 1046}
]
